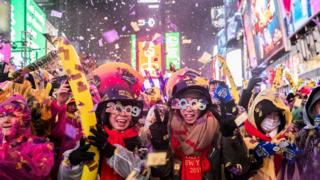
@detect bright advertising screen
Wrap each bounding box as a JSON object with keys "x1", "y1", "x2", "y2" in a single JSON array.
[
  {"x1": 137, "y1": 40, "x2": 163, "y2": 77},
  {"x1": 11, "y1": 0, "x2": 46, "y2": 67},
  {"x1": 291, "y1": 0, "x2": 311, "y2": 32},
  {"x1": 311, "y1": 0, "x2": 320, "y2": 16},
  {"x1": 165, "y1": 32, "x2": 180, "y2": 70},
  {"x1": 243, "y1": 0, "x2": 285, "y2": 65},
  {"x1": 281, "y1": 0, "x2": 318, "y2": 36},
  {"x1": 130, "y1": 34, "x2": 137, "y2": 69},
  {"x1": 26, "y1": 0, "x2": 46, "y2": 62}
]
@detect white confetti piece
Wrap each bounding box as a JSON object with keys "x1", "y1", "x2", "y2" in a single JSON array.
[
  {"x1": 50, "y1": 10, "x2": 63, "y2": 18},
  {"x1": 130, "y1": 21, "x2": 140, "y2": 32},
  {"x1": 98, "y1": 39, "x2": 104, "y2": 47},
  {"x1": 198, "y1": 52, "x2": 212, "y2": 64}
]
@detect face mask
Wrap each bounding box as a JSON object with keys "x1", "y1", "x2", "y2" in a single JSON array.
[{"x1": 261, "y1": 117, "x2": 280, "y2": 132}]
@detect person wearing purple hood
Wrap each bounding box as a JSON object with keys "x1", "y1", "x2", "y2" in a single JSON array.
[
  {"x1": 296, "y1": 86, "x2": 320, "y2": 179},
  {"x1": 0, "y1": 94, "x2": 54, "y2": 179}
]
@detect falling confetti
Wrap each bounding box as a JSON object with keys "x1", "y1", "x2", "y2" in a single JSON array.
[
  {"x1": 130, "y1": 21, "x2": 140, "y2": 32},
  {"x1": 102, "y1": 29, "x2": 120, "y2": 43},
  {"x1": 90, "y1": 0, "x2": 94, "y2": 6},
  {"x1": 98, "y1": 38, "x2": 103, "y2": 47},
  {"x1": 129, "y1": 11, "x2": 136, "y2": 16},
  {"x1": 312, "y1": 19, "x2": 320, "y2": 28},
  {"x1": 122, "y1": 26, "x2": 127, "y2": 32},
  {"x1": 198, "y1": 52, "x2": 212, "y2": 64},
  {"x1": 50, "y1": 10, "x2": 63, "y2": 18}
]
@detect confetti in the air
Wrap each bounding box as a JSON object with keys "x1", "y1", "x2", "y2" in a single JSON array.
[
  {"x1": 198, "y1": 52, "x2": 212, "y2": 64},
  {"x1": 102, "y1": 29, "x2": 120, "y2": 43},
  {"x1": 50, "y1": 10, "x2": 63, "y2": 18},
  {"x1": 98, "y1": 38, "x2": 104, "y2": 47},
  {"x1": 130, "y1": 21, "x2": 140, "y2": 32}
]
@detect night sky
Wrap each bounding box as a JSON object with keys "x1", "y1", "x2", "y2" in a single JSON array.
[{"x1": 39, "y1": 0, "x2": 224, "y2": 75}]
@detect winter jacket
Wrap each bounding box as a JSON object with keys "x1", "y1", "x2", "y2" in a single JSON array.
[
  {"x1": 58, "y1": 127, "x2": 149, "y2": 180},
  {"x1": 240, "y1": 90, "x2": 300, "y2": 180},
  {"x1": 296, "y1": 86, "x2": 320, "y2": 179}
]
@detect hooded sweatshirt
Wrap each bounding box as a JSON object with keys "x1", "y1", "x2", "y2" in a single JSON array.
[{"x1": 240, "y1": 90, "x2": 299, "y2": 180}]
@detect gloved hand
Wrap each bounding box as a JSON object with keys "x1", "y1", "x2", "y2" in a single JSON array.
[
  {"x1": 214, "y1": 83, "x2": 233, "y2": 103},
  {"x1": 254, "y1": 141, "x2": 276, "y2": 159},
  {"x1": 219, "y1": 114, "x2": 237, "y2": 137},
  {"x1": 251, "y1": 67, "x2": 265, "y2": 77},
  {"x1": 247, "y1": 77, "x2": 262, "y2": 92},
  {"x1": 88, "y1": 124, "x2": 115, "y2": 158},
  {"x1": 246, "y1": 67, "x2": 264, "y2": 91},
  {"x1": 69, "y1": 139, "x2": 95, "y2": 165},
  {"x1": 149, "y1": 109, "x2": 169, "y2": 151},
  {"x1": 283, "y1": 144, "x2": 301, "y2": 163}
]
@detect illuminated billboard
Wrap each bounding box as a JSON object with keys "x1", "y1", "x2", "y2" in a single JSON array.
[
  {"x1": 0, "y1": 0, "x2": 10, "y2": 35},
  {"x1": 130, "y1": 34, "x2": 137, "y2": 69},
  {"x1": 165, "y1": 32, "x2": 180, "y2": 70},
  {"x1": 137, "y1": 40, "x2": 163, "y2": 77},
  {"x1": 26, "y1": 0, "x2": 46, "y2": 62},
  {"x1": 243, "y1": 0, "x2": 286, "y2": 65},
  {"x1": 311, "y1": 0, "x2": 320, "y2": 16},
  {"x1": 243, "y1": 13, "x2": 257, "y2": 68},
  {"x1": 280, "y1": 0, "x2": 318, "y2": 36},
  {"x1": 11, "y1": 0, "x2": 46, "y2": 67}
]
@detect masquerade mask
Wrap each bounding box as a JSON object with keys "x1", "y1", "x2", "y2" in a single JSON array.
[
  {"x1": 171, "y1": 98, "x2": 207, "y2": 110},
  {"x1": 105, "y1": 101, "x2": 141, "y2": 117}
]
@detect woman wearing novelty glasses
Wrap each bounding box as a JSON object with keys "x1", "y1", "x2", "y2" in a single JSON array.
[
  {"x1": 58, "y1": 62, "x2": 149, "y2": 180},
  {"x1": 149, "y1": 68, "x2": 252, "y2": 180}
]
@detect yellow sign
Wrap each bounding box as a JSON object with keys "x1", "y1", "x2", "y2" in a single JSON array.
[
  {"x1": 272, "y1": 65, "x2": 284, "y2": 92},
  {"x1": 137, "y1": 41, "x2": 163, "y2": 77},
  {"x1": 56, "y1": 38, "x2": 99, "y2": 179},
  {"x1": 284, "y1": 71, "x2": 297, "y2": 92},
  {"x1": 216, "y1": 55, "x2": 240, "y2": 103}
]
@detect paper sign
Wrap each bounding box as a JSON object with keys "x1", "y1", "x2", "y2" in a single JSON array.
[
  {"x1": 65, "y1": 123, "x2": 78, "y2": 139},
  {"x1": 146, "y1": 152, "x2": 167, "y2": 166}
]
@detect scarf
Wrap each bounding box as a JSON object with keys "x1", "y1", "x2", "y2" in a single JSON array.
[
  {"x1": 170, "y1": 111, "x2": 218, "y2": 180},
  {"x1": 100, "y1": 126, "x2": 138, "y2": 180}
]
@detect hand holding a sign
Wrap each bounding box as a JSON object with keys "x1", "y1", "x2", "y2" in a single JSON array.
[
  {"x1": 56, "y1": 82, "x2": 71, "y2": 106},
  {"x1": 214, "y1": 83, "x2": 233, "y2": 103},
  {"x1": 69, "y1": 139, "x2": 95, "y2": 165},
  {"x1": 88, "y1": 124, "x2": 115, "y2": 158}
]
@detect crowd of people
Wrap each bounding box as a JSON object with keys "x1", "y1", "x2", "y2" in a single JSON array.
[{"x1": 0, "y1": 58, "x2": 320, "y2": 180}]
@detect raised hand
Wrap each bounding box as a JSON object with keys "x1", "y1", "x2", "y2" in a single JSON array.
[
  {"x1": 69, "y1": 139, "x2": 95, "y2": 165},
  {"x1": 88, "y1": 124, "x2": 115, "y2": 158},
  {"x1": 214, "y1": 83, "x2": 233, "y2": 103},
  {"x1": 149, "y1": 108, "x2": 169, "y2": 151}
]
